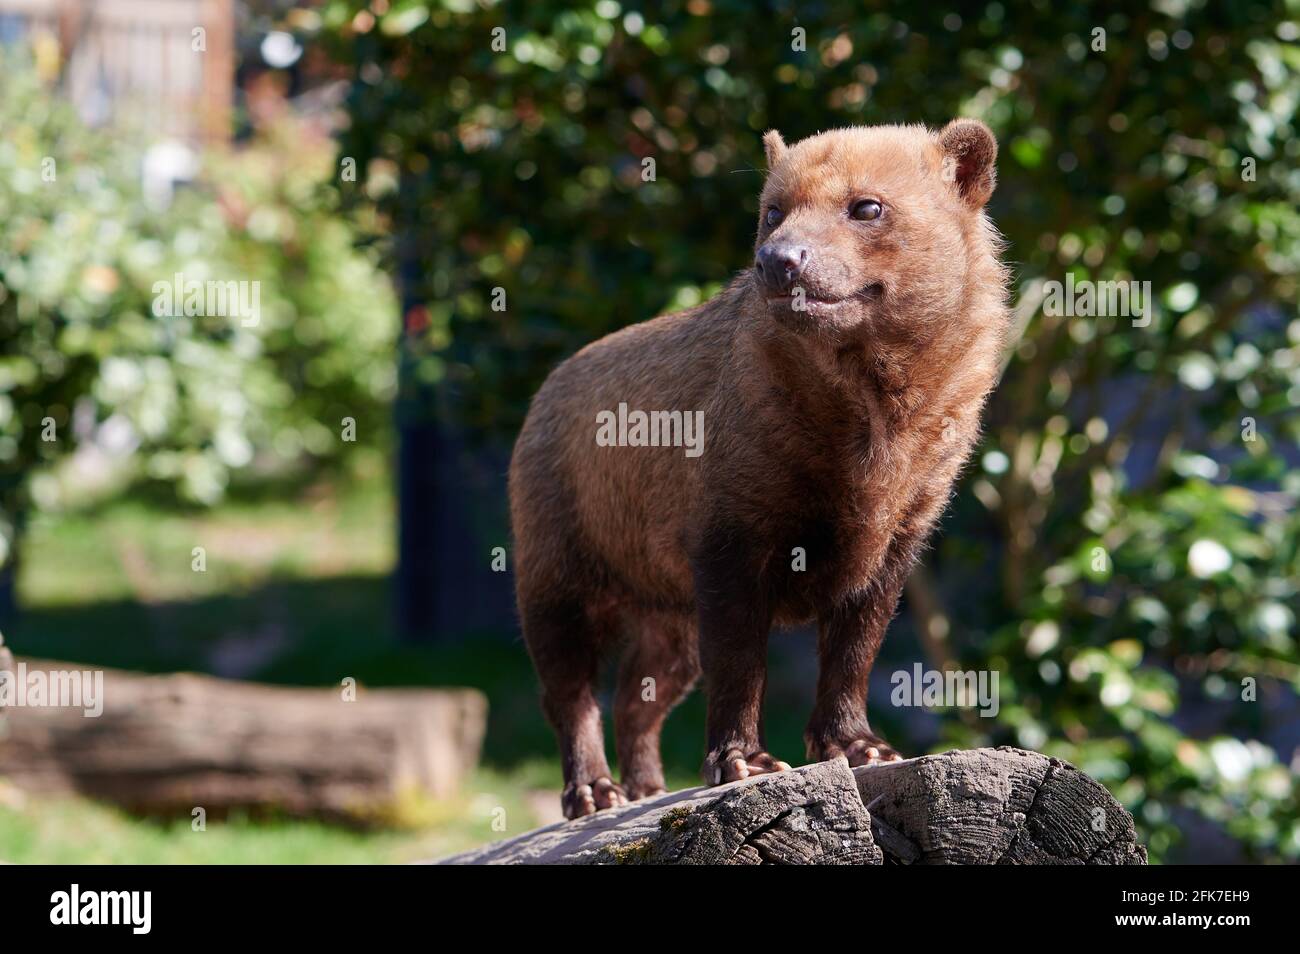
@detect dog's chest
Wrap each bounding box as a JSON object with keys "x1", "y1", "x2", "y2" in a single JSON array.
[{"x1": 766, "y1": 466, "x2": 912, "y2": 612}]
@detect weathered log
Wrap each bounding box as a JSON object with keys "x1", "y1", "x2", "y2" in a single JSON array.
[
  {"x1": 0, "y1": 657, "x2": 486, "y2": 824},
  {"x1": 437, "y1": 746, "x2": 1146, "y2": 865}
]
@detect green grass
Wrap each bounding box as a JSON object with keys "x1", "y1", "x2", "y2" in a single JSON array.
[
  {"x1": 0, "y1": 766, "x2": 552, "y2": 864},
  {"x1": 0, "y1": 478, "x2": 906, "y2": 863}
]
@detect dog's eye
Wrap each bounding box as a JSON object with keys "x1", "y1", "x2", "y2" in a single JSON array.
[
  {"x1": 850, "y1": 199, "x2": 883, "y2": 221},
  {"x1": 765, "y1": 207, "x2": 783, "y2": 228}
]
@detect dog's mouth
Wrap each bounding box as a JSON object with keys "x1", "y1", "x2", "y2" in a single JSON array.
[{"x1": 765, "y1": 282, "x2": 885, "y2": 311}]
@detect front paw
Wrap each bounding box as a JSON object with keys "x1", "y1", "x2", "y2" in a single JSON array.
[
  {"x1": 842, "y1": 737, "x2": 903, "y2": 765},
  {"x1": 562, "y1": 776, "x2": 628, "y2": 819},
  {"x1": 807, "y1": 731, "x2": 903, "y2": 767},
  {"x1": 701, "y1": 746, "x2": 792, "y2": 786},
  {"x1": 622, "y1": 776, "x2": 668, "y2": 802}
]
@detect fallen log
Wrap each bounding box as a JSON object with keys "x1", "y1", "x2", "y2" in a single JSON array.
[
  {"x1": 0, "y1": 657, "x2": 487, "y2": 824},
  {"x1": 437, "y1": 746, "x2": 1146, "y2": 865}
]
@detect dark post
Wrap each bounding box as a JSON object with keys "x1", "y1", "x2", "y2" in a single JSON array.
[
  {"x1": 391, "y1": 204, "x2": 516, "y2": 643},
  {"x1": 394, "y1": 227, "x2": 440, "y2": 641}
]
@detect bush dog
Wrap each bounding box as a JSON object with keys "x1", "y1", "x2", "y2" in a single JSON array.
[{"x1": 510, "y1": 120, "x2": 1009, "y2": 818}]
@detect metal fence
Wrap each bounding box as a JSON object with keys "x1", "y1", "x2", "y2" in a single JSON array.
[{"x1": 0, "y1": 0, "x2": 233, "y2": 143}]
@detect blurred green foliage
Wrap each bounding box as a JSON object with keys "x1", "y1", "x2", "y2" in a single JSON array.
[
  {"x1": 317, "y1": 0, "x2": 1300, "y2": 861},
  {"x1": 0, "y1": 58, "x2": 398, "y2": 599}
]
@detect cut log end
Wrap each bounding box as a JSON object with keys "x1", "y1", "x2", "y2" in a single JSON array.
[{"x1": 436, "y1": 747, "x2": 1147, "y2": 865}]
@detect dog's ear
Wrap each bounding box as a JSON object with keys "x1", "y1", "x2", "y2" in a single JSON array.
[
  {"x1": 763, "y1": 129, "x2": 788, "y2": 168},
  {"x1": 938, "y1": 119, "x2": 997, "y2": 207}
]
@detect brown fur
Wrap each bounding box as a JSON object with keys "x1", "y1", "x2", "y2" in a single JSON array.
[{"x1": 509, "y1": 120, "x2": 1010, "y2": 818}]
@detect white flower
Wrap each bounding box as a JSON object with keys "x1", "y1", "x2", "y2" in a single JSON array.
[
  {"x1": 1025, "y1": 620, "x2": 1059, "y2": 657},
  {"x1": 1188, "y1": 539, "x2": 1232, "y2": 578},
  {"x1": 1209, "y1": 738, "x2": 1252, "y2": 783}
]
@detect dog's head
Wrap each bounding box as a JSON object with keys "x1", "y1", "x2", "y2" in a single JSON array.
[{"x1": 753, "y1": 120, "x2": 998, "y2": 337}]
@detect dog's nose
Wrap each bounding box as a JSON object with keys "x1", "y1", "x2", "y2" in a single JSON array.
[{"x1": 755, "y1": 243, "x2": 810, "y2": 294}]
